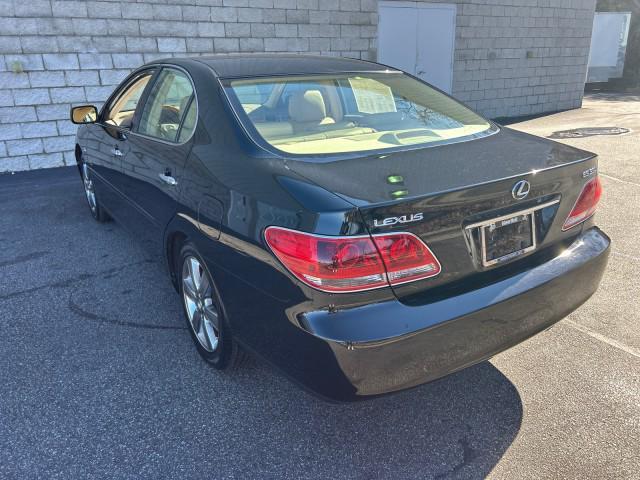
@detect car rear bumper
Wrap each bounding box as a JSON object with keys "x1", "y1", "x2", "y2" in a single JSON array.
[{"x1": 296, "y1": 227, "x2": 610, "y2": 401}]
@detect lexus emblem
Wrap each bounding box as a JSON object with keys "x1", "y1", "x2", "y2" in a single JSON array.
[{"x1": 512, "y1": 180, "x2": 530, "y2": 200}]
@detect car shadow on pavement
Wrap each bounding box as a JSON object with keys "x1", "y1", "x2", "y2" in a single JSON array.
[
  {"x1": 214, "y1": 359, "x2": 523, "y2": 479},
  {"x1": 60, "y1": 237, "x2": 524, "y2": 478},
  {"x1": 0, "y1": 167, "x2": 523, "y2": 479}
]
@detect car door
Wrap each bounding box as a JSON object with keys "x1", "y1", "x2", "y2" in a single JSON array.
[
  {"x1": 87, "y1": 69, "x2": 156, "y2": 218},
  {"x1": 118, "y1": 66, "x2": 197, "y2": 256}
]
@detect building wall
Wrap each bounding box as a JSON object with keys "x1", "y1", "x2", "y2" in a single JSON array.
[
  {"x1": 0, "y1": 0, "x2": 596, "y2": 173},
  {"x1": 0, "y1": 0, "x2": 377, "y2": 172},
  {"x1": 438, "y1": 0, "x2": 597, "y2": 119}
]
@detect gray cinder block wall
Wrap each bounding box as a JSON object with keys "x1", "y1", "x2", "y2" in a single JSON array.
[
  {"x1": 442, "y1": 0, "x2": 596, "y2": 119},
  {"x1": 0, "y1": 0, "x2": 595, "y2": 173},
  {"x1": 0, "y1": 0, "x2": 377, "y2": 172}
]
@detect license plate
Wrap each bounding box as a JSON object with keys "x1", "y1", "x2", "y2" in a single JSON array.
[{"x1": 480, "y1": 213, "x2": 536, "y2": 266}]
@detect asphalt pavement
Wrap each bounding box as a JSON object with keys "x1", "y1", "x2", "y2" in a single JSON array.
[{"x1": 0, "y1": 93, "x2": 638, "y2": 479}]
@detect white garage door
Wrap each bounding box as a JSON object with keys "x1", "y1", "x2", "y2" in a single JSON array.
[
  {"x1": 587, "y1": 12, "x2": 631, "y2": 83},
  {"x1": 377, "y1": 1, "x2": 456, "y2": 93}
]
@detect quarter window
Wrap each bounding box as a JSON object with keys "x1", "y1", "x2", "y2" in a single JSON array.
[
  {"x1": 104, "y1": 72, "x2": 154, "y2": 128},
  {"x1": 137, "y1": 69, "x2": 195, "y2": 142},
  {"x1": 178, "y1": 98, "x2": 197, "y2": 143}
]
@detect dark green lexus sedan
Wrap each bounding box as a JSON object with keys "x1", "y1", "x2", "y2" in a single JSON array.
[{"x1": 71, "y1": 54, "x2": 610, "y2": 401}]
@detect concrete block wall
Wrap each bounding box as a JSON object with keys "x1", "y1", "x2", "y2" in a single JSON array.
[
  {"x1": 431, "y1": 0, "x2": 597, "y2": 118},
  {"x1": 0, "y1": 0, "x2": 378, "y2": 173},
  {"x1": 0, "y1": 0, "x2": 596, "y2": 172}
]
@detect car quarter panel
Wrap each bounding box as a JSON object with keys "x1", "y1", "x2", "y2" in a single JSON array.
[{"x1": 167, "y1": 62, "x2": 397, "y2": 368}]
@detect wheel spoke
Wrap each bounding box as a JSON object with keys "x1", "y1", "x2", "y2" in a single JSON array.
[
  {"x1": 184, "y1": 294, "x2": 197, "y2": 320},
  {"x1": 203, "y1": 303, "x2": 220, "y2": 332},
  {"x1": 202, "y1": 318, "x2": 217, "y2": 351},
  {"x1": 182, "y1": 277, "x2": 198, "y2": 301},
  {"x1": 196, "y1": 311, "x2": 212, "y2": 350},
  {"x1": 186, "y1": 257, "x2": 195, "y2": 284},
  {"x1": 191, "y1": 310, "x2": 202, "y2": 336},
  {"x1": 197, "y1": 270, "x2": 210, "y2": 296},
  {"x1": 189, "y1": 258, "x2": 202, "y2": 290}
]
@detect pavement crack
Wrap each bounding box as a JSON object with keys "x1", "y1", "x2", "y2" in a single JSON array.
[
  {"x1": 0, "y1": 261, "x2": 148, "y2": 302},
  {"x1": 0, "y1": 250, "x2": 50, "y2": 268},
  {"x1": 67, "y1": 296, "x2": 186, "y2": 331},
  {"x1": 434, "y1": 435, "x2": 478, "y2": 479}
]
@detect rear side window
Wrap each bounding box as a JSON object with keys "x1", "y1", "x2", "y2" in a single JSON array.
[
  {"x1": 137, "y1": 68, "x2": 195, "y2": 142},
  {"x1": 224, "y1": 73, "x2": 496, "y2": 156}
]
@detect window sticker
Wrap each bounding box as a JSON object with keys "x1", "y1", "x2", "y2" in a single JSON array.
[{"x1": 348, "y1": 77, "x2": 397, "y2": 114}]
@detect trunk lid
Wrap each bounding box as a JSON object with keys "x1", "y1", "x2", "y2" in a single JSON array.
[{"x1": 285, "y1": 127, "x2": 597, "y2": 300}]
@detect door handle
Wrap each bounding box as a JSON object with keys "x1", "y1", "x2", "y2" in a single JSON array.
[
  {"x1": 111, "y1": 145, "x2": 123, "y2": 157},
  {"x1": 158, "y1": 173, "x2": 178, "y2": 186}
]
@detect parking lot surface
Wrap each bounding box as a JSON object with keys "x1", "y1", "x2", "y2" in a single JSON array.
[{"x1": 1, "y1": 94, "x2": 638, "y2": 479}]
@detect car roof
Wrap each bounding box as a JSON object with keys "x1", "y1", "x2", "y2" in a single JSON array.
[{"x1": 154, "y1": 54, "x2": 397, "y2": 79}]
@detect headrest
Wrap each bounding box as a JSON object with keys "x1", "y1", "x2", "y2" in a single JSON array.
[{"x1": 288, "y1": 90, "x2": 326, "y2": 123}]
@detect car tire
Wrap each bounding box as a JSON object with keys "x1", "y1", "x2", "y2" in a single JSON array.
[
  {"x1": 178, "y1": 242, "x2": 248, "y2": 370},
  {"x1": 80, "y1": 162, "x2": 110, "y2": 223}
]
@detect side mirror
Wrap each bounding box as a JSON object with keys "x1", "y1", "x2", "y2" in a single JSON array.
[{"x1": 70, "y1": 105, "x2": 98, "y2": 124}]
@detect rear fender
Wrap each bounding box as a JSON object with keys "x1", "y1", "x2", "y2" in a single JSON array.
[{"x1": 163, "y1": 212, "x2": 202, "y2": 291}]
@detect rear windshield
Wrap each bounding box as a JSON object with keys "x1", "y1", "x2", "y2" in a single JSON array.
[{"x1": 223, "y1": 73, "x2": 496, "y2": 155}]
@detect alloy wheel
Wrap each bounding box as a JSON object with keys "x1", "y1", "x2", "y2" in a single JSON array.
[
  {"x1": 82, "y1": 163, "x2": 97, "y2": 213},
  {"x1": 182, "y1": 256, "x2": 220, "y2": 352}
]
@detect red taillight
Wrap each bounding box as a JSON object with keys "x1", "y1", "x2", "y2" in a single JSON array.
[
  {"x1": 562, "y1": 176, "x2": 603, "y2": 231},
  {"x1": 372, "y1": 233, "x2": 441, "y2": 285},
  {"x1": 264, "y1": 227, "x2": 441, "y2": 293}
]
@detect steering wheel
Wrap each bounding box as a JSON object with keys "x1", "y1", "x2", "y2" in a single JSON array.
[{"x1": 158, "y1": 123, "x2": 178, "y2": 140}]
